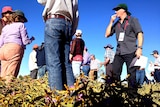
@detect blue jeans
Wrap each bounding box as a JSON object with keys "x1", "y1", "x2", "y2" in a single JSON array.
[
  {"x1": 136, "y1": 69, "x2": 145, "y2": 85},
  {"x1": 38, "y1": 65, "x2": 46, "y2": 78},
  {"x1": 82, "y1": 65, "x2": 90, "y2": 76},
  {"x1": 45, "y1": 18, "x2": 75, "y2": 90}
]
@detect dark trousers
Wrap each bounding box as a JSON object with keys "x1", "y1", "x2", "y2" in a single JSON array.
[
  {"x1": 154, "y1": 69, "x2": 160, "y2": 82},
  {"x1": 112, "y1": 52, "x2": 137, "y2": 88},
  {"x1": 105, "y1": 63, "x2": 113, "y2": 83}
]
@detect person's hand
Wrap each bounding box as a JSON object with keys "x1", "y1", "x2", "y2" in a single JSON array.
[
  {"x1": 136, "y1": 48, "x2": 142, "y2": 58},
  {"x1": 30, "y1": 36, "x2": 35, "y2": 41},
  {"x1": 111, "y1": 14, "x2": 117, "y2": 23}
]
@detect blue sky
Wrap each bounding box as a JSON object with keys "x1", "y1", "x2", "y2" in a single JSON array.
[{"x1": 0, "y1": 0, "x2": 160, "y2": 80}]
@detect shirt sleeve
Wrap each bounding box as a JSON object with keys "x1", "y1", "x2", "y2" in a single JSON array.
[
  {"x1": 70, "y1": 39, "x2": 76, "y2": 55},
  {"x1": 37, "y1": 0, "x2": 47, "y2": 5},
  {"x1": 132, "y1": 18, "x2": 143, "y2": 35},
  {"x1": 19, "y1": 23, "x2": 32, "y2": 45}
]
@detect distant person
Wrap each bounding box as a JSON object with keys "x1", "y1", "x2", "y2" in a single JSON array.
[
  {"x1": 100, "y1": 44, "x2": 115, "y2": 83},
  {"x1": 105, "y1": 3, "x2": 143, "y2": 89},
  {"x1": 150, "y1": 50, "x2": 160, "y2": 82},
  {"x1": 135, "y1": 56, "x2": 148, "y2": 86},
  {"x1": 37, "y1": 0, "x2": 79, "y2": 90},
  {"x1": 0, "y1": 10, "x2": 35, "y2": 83},
  {"x1": 82, "y1": 47, "x2": 91, "y2": 76},
  {"x1": 36, "y1": 42, "x2": 47, "y2": 78},
  {"x1": 89, "y1": 54, "x2": 101, "y2": 80},
  {"x1": 70, "y1": 29, "x2": 85, "y2": 78},
  {"x1": 29, "y1": 44, "x2": 39, "y2": 79}
]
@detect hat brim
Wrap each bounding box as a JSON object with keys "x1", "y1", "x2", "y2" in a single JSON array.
[
  {"x1": 112, "y1": 7, "x2": 131, "y2": 15},
  {"x1": 104, "y1": 46, "x2": 114, "y2": 49},
  {"x1": 150, "y1": 53, "x2": 154, "y2": 55},
  {"x1": 24, "y1": 18, "x2": 28, "y2": 22}
]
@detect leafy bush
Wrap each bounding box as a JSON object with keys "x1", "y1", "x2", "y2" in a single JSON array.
[{"x1": 0, "y1": 73, "x2": 160, "y2": 107}]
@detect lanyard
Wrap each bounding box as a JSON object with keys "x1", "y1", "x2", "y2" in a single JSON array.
[{"x1": 118, "y1": 16, "x2": 130, "y2": 31}]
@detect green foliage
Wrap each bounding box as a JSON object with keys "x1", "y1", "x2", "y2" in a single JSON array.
[{"x1": 0, "y1": 73, "x2": 160, "y2": 107}]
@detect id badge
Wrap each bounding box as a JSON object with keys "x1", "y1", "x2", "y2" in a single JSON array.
[{"x1": 118, "y1": 32, "x2": 125, "y2": 41}]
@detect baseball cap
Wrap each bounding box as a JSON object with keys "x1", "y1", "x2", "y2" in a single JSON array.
[
  {"x1": 150, "y1": 50, "x2": 159, "y2": 55},
  {"x1": 112, "y1": 3, "x2": 131, "y2": 15},
  {"x1": 75, "y1": 29, "x2": 82, "y2": 36},
  {"x1": 104, "y1": 44, "x2": 114, "y2": 49},
  {"x1": 2, "y1": 6, "x2": 13, "y2": 14}
]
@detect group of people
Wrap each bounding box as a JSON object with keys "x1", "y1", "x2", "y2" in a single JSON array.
[
  {"x1": 0, "y1": 1, "x2": 159, "y2": 95},
  {"x1": 28, "y1": 42, "x2": 46, "y2": 79},
  {"x1": 0, "y1": 6, "x2": 35, "y2": 83}
]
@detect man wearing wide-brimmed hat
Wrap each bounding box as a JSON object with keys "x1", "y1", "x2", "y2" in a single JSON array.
[
  {"x1": 105, "y1": 3, "x2": 144, "y2": 90},
  {"x1": 100, "y1": 44, "x2": 115, "y2": 83}
]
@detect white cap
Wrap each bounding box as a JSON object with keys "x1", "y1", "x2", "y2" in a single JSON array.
[{"x1": 75, "y1": 29, "x2": 82, "y2": 36}]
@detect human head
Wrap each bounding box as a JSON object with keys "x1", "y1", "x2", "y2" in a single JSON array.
[
  {"x1": 13, "y1": 10, "x2": 28, "y2": 23},
  {"x1": 75, "y1": 29, "x2": 82, "y2": 37},
  {"x1": 104, "y1": 44, "x2": 114, "y2": 49},
  {"x1": 1, "y1": 6, "x2": 13, "y2": 17},
  {"x1": 33, "y1": 44, "x2": 39, "y2": 50},
  {"x1": 112, "y1": 3, "x2": 131, "y2": 16},
  {"x1": 151, "y1": 50, "x2": 159, "y2": 55},
  {"x1": 90, "y1": 54, "x2": 95, "y2": 60},
  {"x1": 151, "y1": 50, "x2": 159, "y2": 58}
]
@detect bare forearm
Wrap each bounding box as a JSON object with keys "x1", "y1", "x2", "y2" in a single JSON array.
[
  {"x1": 105, "y1": 21, "x2": 113, "y2": 38},
  {"x1": 137, "y1": 32, "x2": 143, "y2": 48}
]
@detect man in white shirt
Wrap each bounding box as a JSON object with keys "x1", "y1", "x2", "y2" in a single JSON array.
[
  {"x1": 151, "y1": 50, "x2": 160, "y2": 82},
  {"x1": 89, "y1": 54, "x2": 101, "y2": 80},
  {"x1": 29, "y1": 44, "x2": 39, "y2": 79}
]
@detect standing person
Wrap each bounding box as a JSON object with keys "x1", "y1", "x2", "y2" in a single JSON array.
[
  {"x1": 150, "y1": 50, "x2": 160, "y2": 82},
  {"x1": 37, "y1": 0, "x2": 79, "y2": 90},
  {"x1": 70, "y1": 29, "x2": 85, "y2": 78},
  {"x1": 0, "y1": 6, "x2": 14, "y2": 75},
  {"x1": 36, "y1": 42, "x2": 47, "y2": 78},
  {"x1": 134, "y1": 56, "x2": 148, "y2": 86},
  {"x1": 89, "y1": 54, "x2": 101, "y2": 80},
  {"x1": 105, "y1": 3, "x2": 143, "y2": 89},
  {"x1": 29, "y1": 44, "x2": 39, "y2": 79},
  {"x1": 100, "y1": 44, "x2": 115, "y2": 83},
  {"x1": 82, "y1": 47, "x2": 91, "y2": 76},
  {"x1": 0, "y1": 10, "x2": 35, "y2": 83}
]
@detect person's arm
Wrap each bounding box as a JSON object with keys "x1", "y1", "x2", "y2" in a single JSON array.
[
  {"x1": 71, "y1": 0, "x2": 79, "y2": 36},
  {"x1": 136, "y1": 32, "x2": 143, "y2": 58},
  {"x1": 100, "y1": 57, "x2": 110, "y2": 66},
  {"x1": 105, "y1": 14, "x2": 117, "y2": 38},
  {"x1": 20, "y1": 23, "x2": 34, "y2": 45},
  {"x1": 69, "y1": 40, "x2": 76, "y2": 61}
]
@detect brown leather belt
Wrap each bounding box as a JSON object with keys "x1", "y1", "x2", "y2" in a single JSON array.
[{"x1": 47, "y1": 14, "x2": 71, "y2": 22}]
